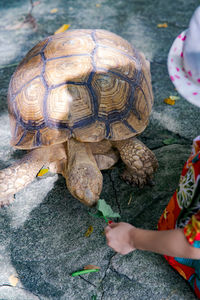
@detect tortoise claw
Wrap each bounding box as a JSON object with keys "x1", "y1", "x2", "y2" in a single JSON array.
[
  {"x1": 146, "y1": 177, "x2": 155, "y2": 187},
  {"x1": 121, "y1": 168, "x2": 155, "y2": 188}
]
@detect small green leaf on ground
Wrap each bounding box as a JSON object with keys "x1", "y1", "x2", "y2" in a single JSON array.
[
  {"x1": 163, "y1": 138, "x2": 178, "y2": 145},
  {"x1": 71, "y1": 269, "x2": 100, "y2": 277}
]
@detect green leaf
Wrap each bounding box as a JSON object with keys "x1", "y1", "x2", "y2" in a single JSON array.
[
  {"x1": 88, "y1": 211, "x2": 104, "y2": 218},
  {"x1": 71, "y1": 269, "x2": 100, "y2": 277},
  {"x1": 97, "y1": 199, "x2": 121, "y2": 219},
  {"x1": 162, "y1": 138, "x2": 178, "y2": 145}
]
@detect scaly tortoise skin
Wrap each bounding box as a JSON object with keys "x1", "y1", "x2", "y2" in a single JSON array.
[{"x1": 0, "y1": 29, "x2": 158, "y2": 206}]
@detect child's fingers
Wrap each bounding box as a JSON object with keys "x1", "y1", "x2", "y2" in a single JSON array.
[
  {"x1": 104, "y1": 226, "x2": 111, "y2": 233},
  {"x1": 108, "y1": 222, "x2": 117, "y2": 228},
  {"x1": 104, "y1": 222, "x2": 118, "y2": 235}
]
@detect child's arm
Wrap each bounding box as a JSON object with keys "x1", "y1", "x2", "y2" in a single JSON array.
[{"x1": 105, "y1": 222, "x2": 200, "y2": 259}]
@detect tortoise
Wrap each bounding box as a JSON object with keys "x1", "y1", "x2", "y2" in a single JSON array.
[{"x1": 0, "y1": 29, "x2": 158, "y2": 207}]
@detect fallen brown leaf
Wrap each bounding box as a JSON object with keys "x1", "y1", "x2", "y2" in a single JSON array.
[
  {"x1": 84, "y1": 225, "x2": 93, "y2": 237},
  {"x1": 50, "y1": 8, "x2": 58, "y2": 14},
  {"x1": 54, "y1": 24, "x2": 71, "y2": 34},
  {"x1": 157, "y1": 23, "x2": 168, "y2": 28},
  {"x1": 84, "y1": 265, "x2": 100, "y2": 270},
  {"x1": 9, "y1": 275, "x2": 19, "y2": 287}
]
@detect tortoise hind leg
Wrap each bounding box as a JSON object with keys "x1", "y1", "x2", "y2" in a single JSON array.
[
  {"x1": 0, "y1": 147, "x2": 49, "y2": 206},
  {"x1": 113, "y1": 137, "x2": 158, "y2": 187},
  {"x1": 64, "y1": 138, "x2": 103, "y2": 206}
]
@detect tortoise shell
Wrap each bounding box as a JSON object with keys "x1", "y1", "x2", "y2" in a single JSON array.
[{"x1": 8, "y1": 29, "x2": 153, "y2": 149}]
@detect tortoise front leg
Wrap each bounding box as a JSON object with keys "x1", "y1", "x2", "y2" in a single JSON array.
[
  {"x1": 64, "y1": 138, "x2": 103, "y2": 206},
  {"x1": 113, "y1": 137, "x2": 158, "y2": 187},
  {"x1": 47, "y1": 143, "x2": 67, "y2": 175},
  {"x1": 0, "y1": 147, "x2": 49, "y2": 206}
]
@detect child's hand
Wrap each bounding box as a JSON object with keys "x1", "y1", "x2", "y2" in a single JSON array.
[{"x1": 104, "y1": 222, "x2": 136, "y2": 255}]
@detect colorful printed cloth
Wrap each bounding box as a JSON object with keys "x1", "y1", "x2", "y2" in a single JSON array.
[{"x1": 158, "y1": 136, "x2": 200, "y2": 298}]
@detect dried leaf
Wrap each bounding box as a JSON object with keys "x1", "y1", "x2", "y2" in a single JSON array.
[
  {"x1": 9, "y1": 275, "x2": 19, "y2": 287},
  {"x1": 128, "y1": 194, "x2": 132, "y2": 206},
  {"x1": 164, "y1": 98, "x2": 175, "y2": 105},
  {"x1": 50, "y1": 8, "x2": 58, "y2": 13},
  {"x1": 85, "y1": 226, "x2": 93, "y2": 237},
  {"x1": 37, "y1": 168, "x2": 49, "y2": 177},
  {"x1": 84, "y1": 264, "x2": 100, "y2": 270},
  {"x1": 157, "y1": 23, "x2": 168, "y2": 28},
  {"x1": 169, "y1": 95, "x2": 180, "y2": 100},
  {"x1": 54, "y1": 24, "x2": 71, "y2": 34}
]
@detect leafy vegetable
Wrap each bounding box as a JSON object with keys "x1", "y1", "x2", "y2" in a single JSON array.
[
  {"x1": 97, "y1": 199, "x2": 120, "y2": 219},
  {"x1": 89, "y1": 199, "x2": 120, "y2": 223}
]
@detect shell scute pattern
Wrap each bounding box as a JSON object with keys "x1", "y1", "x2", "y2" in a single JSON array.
[
  {"x1": 15, "y1": 77, "x2": 45, "y2": 124},
  {"x1": 45, "y1": 55, "x2": 92, "y2": 86},
  {"x1": 44, "y1": 32, "x2": 95, "y2": 59},
  {"x1": 94, "y1": 30, "x2": 136, "y2": 57},
  {"x1": 95, "y1": 47, "x2": 138, "y2": 80},
  {"x1": 93, "y1": 74, "x2": 131, "y2": 118},
  {"x1": 8, "y1": 29, "x2": 153, "y2": 149},
  {"x1": 10, "y1": 55, "x2": 43, "y2": 95}
]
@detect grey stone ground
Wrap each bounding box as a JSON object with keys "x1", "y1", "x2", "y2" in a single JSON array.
[{"x1": 0, "y1": 0, "x2": 199, "y2": 299}]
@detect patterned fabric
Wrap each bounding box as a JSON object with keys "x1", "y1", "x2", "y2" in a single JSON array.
[{"x1": 158, "y1": 136, "x2": 200, "y2": 298}]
